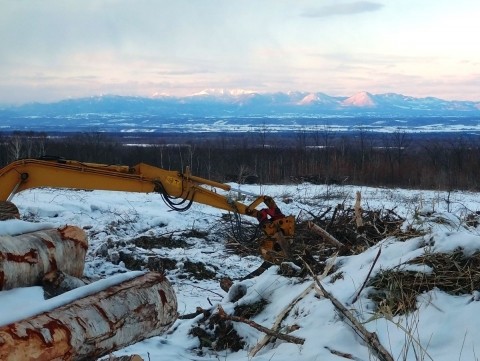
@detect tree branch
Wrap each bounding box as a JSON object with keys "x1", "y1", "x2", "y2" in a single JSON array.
[
  {"x1": 307, "y1": 221, "x2": 344, "y2": 248},
  {"x1": 301, "y1": 258, "x2": 394, "y2": 361},
  {"x1": 217, "y1": 306, "x2": 305, "y2": 346},
  {"x1": 351, "y1": 247, "x2": 382, "y2": 304}
]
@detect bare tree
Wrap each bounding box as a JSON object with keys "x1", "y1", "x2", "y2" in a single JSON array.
[{"x1": 8, "y1": 133, "x2": 23, "y2": 161}]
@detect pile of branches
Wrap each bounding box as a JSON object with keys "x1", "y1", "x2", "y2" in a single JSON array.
[
  {"x1": 299, "y1": 204, "x2": 419, "y2": 253},
  {"x1": 368, "y1": 250, "x2": 480, "y2": 316},
  {"x1": 216, "y1": 204, "x2": 424, "y2": 271},
  {"x1": 188, "y1": 298, "x2": 269, "y2": 355}
]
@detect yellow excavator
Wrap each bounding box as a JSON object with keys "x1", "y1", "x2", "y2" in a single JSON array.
[{"x1": 0, "y1": 157, "x2": 295, "y2": 262}]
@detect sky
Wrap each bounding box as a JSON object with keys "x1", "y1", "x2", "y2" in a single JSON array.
[
  {"x1": 1, "y1": 0, "x2": 480, "y2": 104},
  {"x1": 2, "y1": 184, "x2": 480, "y2": 360}
]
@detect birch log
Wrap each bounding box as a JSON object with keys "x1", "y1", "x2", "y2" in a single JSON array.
[
  {"x1": 0, "y1": 226, "x2": 87, "y2": 290},
  {"x1": 0, "y1": 272, "x2": 177, "y2": 361},
  {"x1": 0, "y1": 201, "x2": 20, "y2": 221},
  {"x1": 42, "y1": 270, "x2": 88, "y2": 299}
]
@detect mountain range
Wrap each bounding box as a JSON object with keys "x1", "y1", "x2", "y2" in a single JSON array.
[
  {"x1": 3, "y1": 90, "x2": 480, "y2": 116},
  {"x1": 1, "y1": 90, "x2": 480, "y2": 134}
]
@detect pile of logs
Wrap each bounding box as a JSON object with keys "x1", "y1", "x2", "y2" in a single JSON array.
[
  {"x1": 0, "y1": 225, "x2": 177, "y2": 360},
  {"x1": 0, "y1": 226, "x2": 87, "y2": 290}
]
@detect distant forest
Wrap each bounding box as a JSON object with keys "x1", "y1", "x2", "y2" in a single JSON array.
[{"x1": 1, "y1": 130, "x2": 480, "y2": 191}]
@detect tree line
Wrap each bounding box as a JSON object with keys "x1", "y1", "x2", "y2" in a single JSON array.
[{"x1": 1, "y1": 130, "x2": 480, "y2": 191}]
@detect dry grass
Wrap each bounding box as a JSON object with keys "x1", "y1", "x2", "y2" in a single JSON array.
[{"x1": 368, "y1": 250, "x2": 480, "y2": 315}]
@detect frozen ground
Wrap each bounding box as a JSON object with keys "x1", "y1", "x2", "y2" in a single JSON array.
[{"x1": 2, "y1": 183, "x2": 480, "y2": 360}]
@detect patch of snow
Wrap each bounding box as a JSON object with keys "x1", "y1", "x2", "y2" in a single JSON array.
[{"x1": 2, "y1": 185, "x2": 480, "y2": 360}]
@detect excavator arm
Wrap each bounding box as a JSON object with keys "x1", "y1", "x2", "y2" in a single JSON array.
[{"x1": 0, "y1": 157, "x2": 295, "y2": 261}]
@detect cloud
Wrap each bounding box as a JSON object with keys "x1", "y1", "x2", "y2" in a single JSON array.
[
  {"x1": 301, "y1": 1, "x2": 384, "y2": 18},
  {"x1": 156, "y1": 68, "x2": 214, "y2": 76}
]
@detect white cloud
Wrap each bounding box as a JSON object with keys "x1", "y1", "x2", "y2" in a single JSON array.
[
  {"x1": 301, "y1": 1, "x2": 384, "y2": 18},
  {"x1": 0, "y1": 0, "x2": 479, "y2": 103}
]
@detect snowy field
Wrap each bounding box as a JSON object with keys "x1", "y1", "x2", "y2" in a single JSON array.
[{"x1": 2, "y1": 183, "x2": 480, "y2": 360}]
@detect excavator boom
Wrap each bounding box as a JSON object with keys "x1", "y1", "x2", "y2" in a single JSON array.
[{"x1": 0, "y1": 158, "x2": 295, "y2": 261}]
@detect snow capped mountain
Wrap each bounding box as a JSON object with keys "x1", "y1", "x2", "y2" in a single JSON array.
[
  {"x1": 189, "y1": 89, "x2": 345, "y2": 107},
  {"x1": 298, "y1": 92, "x2": 343, "y2": 106},
  {"x1": 341, "y1": 91, "x2": 376, "y2": 107},
  {"x1": 190, "y1": 88, "x2": 257, "y2": 97},
  {"x1": 151, "y1": 92, "x2": 171, "y2": 98},
  {"x1": 298, "y1": 93, "x2": 318, "y2": 105},
  {"x1": 3, "y1": 90, "x2": 480, "y2": 135}
]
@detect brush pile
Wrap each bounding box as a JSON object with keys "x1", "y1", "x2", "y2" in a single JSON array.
[
  {"x1": 368, "y1": 250, "x2": 480, "y2": 316},
  {"x1": 222, "y1": 203, "x2": 421, "y2": 264}
]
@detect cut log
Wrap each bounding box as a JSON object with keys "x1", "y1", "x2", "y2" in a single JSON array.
[
  {"x1": 0, "y1": 225, "x2": 87, "y2": 290},
  {"x1": 0, "y1": 272, "x2": 177, "y2": 361},
  {"x1": 42, "y1": 270, "x2": 88, "y2": 299},
  {"x1": 0, "y1": 201, "x2": 20, "y2": 221}
]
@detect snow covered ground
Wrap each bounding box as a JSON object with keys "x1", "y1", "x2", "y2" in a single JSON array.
[{"x1": 2, "y1": 183, "x2": 480, "y2": 360}]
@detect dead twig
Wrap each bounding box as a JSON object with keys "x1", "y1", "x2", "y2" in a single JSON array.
[
  {"x1": 307, "y1": 221, "x2": 344, "y2": 248},
  {"x1": 217, "y1": 306, "x2": 305, "y2": 345},
  {"x1": 108, "y1": 355, "x2": 143, "y2": 361},
  {"x1": 351, "y1": 247, "x2": 382, "y2": 304},
  {"x1": 327, "y1": 205, "x2": 340, "y2": 230},
  {"x1": 249, "y1": 284, "x2": 312, "y2": 357},
  {"x1": 183, "y1": 282, "x2": 225, "y2": 298},
  {"x1": 301, "y1": 258, "x2": 394, "y2": 361},
  {"x1": 178, "y1": 307, "x2": 208, "y2": 320},
  {"x1": 325, "y1": 346, "x2": 358, "y2": 360},
  {"x1": 249, "y1": 254, "x2": 338, "y2": 357}
]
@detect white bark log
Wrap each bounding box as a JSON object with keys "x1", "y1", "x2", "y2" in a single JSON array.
[
  {"x1": 0, "y1": 201, "x2": 20, "y2": 221},
  {"x1": 42, "y1": 270, "x2": 88, "y2": 299},
  {"x1": 0, "y1": 272, "x2": 177, "y2": 361},
  {"x1": 0, "y1": 226, "x2": 87, "y2": 290}
]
